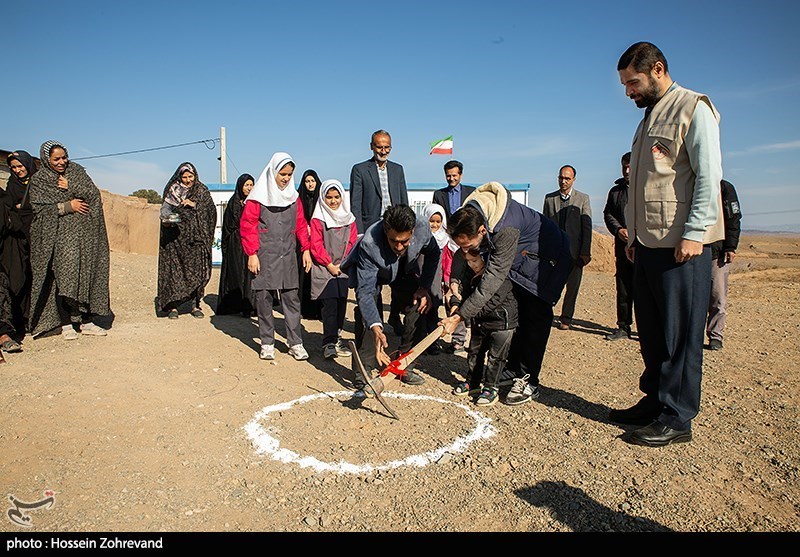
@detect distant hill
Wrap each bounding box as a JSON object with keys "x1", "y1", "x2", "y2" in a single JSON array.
[{"x1": 742, "y1": 225, "x2": 800, "y2": 234}]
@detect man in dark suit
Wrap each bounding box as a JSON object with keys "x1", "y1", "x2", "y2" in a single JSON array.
[
  {"x1": 349, "y1": 130, "x2": 410, "y2": 335},
  {"x1": 433, "y1": 160, "x2": 475, "y2": 353},
  {"x1": 432, "y1": 160, "x2": 476, "y2": 219},
  {"x1": 350, "y1": 130, "x2": 409, "y2": 234}
]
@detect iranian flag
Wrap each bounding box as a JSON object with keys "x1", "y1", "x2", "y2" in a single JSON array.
[{"x1": 429, "y1": 135, "x2": 453, "y2": 155}]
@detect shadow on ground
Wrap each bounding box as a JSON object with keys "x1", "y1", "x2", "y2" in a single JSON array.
[{"x1": 515, "y1": 480, "x2": 672, "y2": 532}]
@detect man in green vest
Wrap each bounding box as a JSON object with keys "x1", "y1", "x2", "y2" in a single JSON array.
[{"x1": 609, "y1": 42, "x2": 724, "y2": 447}]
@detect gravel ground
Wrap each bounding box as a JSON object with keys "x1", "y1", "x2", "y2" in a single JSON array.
[{"x1": 1, "y1": 236, "x2": 798, "y2": 533}]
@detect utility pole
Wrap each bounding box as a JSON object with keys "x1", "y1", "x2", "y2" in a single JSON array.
[{"x1": 220, "y1": 126, "x2": 227, "y2": 184}]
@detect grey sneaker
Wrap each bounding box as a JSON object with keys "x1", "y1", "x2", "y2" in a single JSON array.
[
  {"x1": 62, "y1": 325, "x2": 79, "y2": 341},
  {"x1": 504, "y1": 374, "x2": 539, "y2": 406},
  {"x1": 80, "y1": 322, "x2": 108, "y2": 336},
  {"x1": 288, "y1": 344, "x2": 309, "y2": 361},
  {"x1": 323, "y1": 343, "x2": 338, "y2": 359},
  {"x1": 260, "y1": 344, "x2": 275, "y2": 360},
  {"x1": 335, "y1": 340, "x2": 352, "y2": 357},
  {"x1": 401, "y1": 369, "x2": 426, "y2": 385}
]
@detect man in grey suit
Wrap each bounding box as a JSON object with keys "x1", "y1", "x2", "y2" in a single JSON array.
[
  {"x1": 350, "y1": 130, "x2": 409, "y2": 234},
  {"x1": 543, "y1": 165, "x2": 592, "y2": 330},
  {"x1": 432, "y1": 160, "x2": 476, "y2": 220}
]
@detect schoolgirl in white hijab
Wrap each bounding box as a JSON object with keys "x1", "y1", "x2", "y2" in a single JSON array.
[
  {"x1": 311, "y1": 179, "x2": 356, "y2": 228},
  {"x1": 423, "y1": 203, "x2": 458, "y2": 252},
  {"x1": 248, "y1": 152, "x2": 298, "y2": 207},
  {"x1": 308, "y1": 179, "x2": 358, "y2": 359},
  {"x1": 240, "y1": 151, "x2": 310, "y2": 362}
]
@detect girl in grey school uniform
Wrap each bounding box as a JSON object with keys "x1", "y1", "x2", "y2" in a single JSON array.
[
  {"x1": 240, "y1": 152, "x2": 311, "y2": 361},
  {"x1": 308, "y1": 180, "x2": 358, "y2": 359}
]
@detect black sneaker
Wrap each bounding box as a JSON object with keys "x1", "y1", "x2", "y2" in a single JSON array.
[
  {"x1": 605, "y1": 327, "x2": 631, "y2": 341},
  {"x1": 401, "y1": 369, "x2": 426, "y2": 385},
  {"x1": 426, "y1": 340, "x2": 442, "y2": 355}
]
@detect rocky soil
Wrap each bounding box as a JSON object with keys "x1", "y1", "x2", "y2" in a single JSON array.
[{"x1": 1, "y1": 234, "x2": 798, "y2": 533}]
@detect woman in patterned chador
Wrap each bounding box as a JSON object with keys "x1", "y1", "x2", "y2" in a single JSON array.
[{"x1": 28, "y1": 140, "x2": 111, "y2": 340}]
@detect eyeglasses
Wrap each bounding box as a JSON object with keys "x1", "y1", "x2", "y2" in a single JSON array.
[{"x1": 372, "y1": 145, "x2": 392, "y2": 152}]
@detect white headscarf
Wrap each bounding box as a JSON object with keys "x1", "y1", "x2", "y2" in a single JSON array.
[
  {"x1": 247, "y1": 152, "x2": 298, "y2": 207},
  {"x1": 311, "y1": 179, "x2": 356, "y2": 228},
  {"x1": 423, "y1": 203, "x2": 455, "y2": 251}
]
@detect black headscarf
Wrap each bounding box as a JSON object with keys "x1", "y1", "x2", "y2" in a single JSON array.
[
  {"x1": 298, "y1": 169, "x2": 321, "y2": 222},
  {"x1": 235, "y1": 173, "x2": 255, "y2": 203},
  {"x1": 3, "y1": 150, "x2": 36, "y2": 211}
]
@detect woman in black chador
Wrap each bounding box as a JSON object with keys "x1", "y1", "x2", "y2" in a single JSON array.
[
  {"x1": 0, "y1": 150, "x2": 36, "y2": 346},
  {"x1": 297, "y1": 169, "x2": 321, "y2": 320},
  {"x1": 216, "y1": 173, "x2": 256, "y2": 316}
]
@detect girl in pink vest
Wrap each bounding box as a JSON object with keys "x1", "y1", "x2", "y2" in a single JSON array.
[
  {"x1": 309, "y1": 180, "x2": 358, "y2": 359},
  {"x1": 240, "y1": 152, "x2": 311, "y2": 361}
]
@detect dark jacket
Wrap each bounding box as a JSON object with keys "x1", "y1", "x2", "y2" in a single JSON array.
[
  {"x1": 603, "y1": 177, "x2": 629, "y2": 258},
  {"x1": 543, "y1": 189, "x2": 592, "y2": 261},
  {"x1": 449, "y1": 249, "x2": 518, "y2": 331},
  {"x1": 457, "y1": 184, "x2": 572, "y2": 322},
  {"x1": 349, "y1": 159, "x2": 408, "y2": 234},
  {"x1": 341, "y1": 217, "x2": 440, "y2": 328},
  {"x1": 710, "y1": 179, "x2": 742, "y2": 259},
  {"x1": 432, "y1": 184, "x2": 477, "y2": 219}
]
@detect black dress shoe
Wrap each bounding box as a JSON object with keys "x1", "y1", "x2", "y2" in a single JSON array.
[
  {"x1": 707, "y1": 339, "x2": 723, "y2": 351},
  {"x1": 608, "y1": 397, "x2": 660, "y2": 426},
  {"x1": 630, "y1": 421, "x2": 692, "y2": 447},
  {"x1": 605, "y1": 327, "x2": 631, "y2": 341}
]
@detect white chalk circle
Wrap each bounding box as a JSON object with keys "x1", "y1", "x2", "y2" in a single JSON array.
[{"x1": 245, "y1": 391, "x2": 497, "y2": 474}]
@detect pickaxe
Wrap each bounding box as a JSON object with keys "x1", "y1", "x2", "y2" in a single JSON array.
[{"x1": 350, "y1": 325, "x2": 445, "y2": 420}]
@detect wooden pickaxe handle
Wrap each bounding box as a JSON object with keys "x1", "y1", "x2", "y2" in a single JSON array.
[{"x1": 382, "y1": 325, "x2": 445, "y2": 377}]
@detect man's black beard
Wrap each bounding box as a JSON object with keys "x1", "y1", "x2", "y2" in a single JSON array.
[{"x1": 635, "y1": 78, "x2": 662, "y2": 108}]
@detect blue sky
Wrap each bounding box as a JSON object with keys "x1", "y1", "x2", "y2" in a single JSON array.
[{"x1": 4, "y1": 0, "x2": 799, "y2": 230}]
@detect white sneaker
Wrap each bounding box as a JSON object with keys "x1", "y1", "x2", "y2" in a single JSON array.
[
  {"x1": 504, "y1": 374, "x2": 539, "y2": 406},
  {"x1": 288, "y1": 344, "x2": 309, "y2": 361},
  {"x1": 80, "y1": 322, "x2": 108, "y2": 336},
  {"x1": 62, "y1": 325, "x2": 79, "y2": 341},
  {"x1": 323, "y1": 343, "x2": 338, "y2": 359},
  {"x1": 260, "y1": 344, "x2": 275, "y2": 360}
]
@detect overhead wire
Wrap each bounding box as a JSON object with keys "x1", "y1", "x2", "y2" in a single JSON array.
[{"x1": 72, "y1": 138, "x2": 219, "y2": 161}]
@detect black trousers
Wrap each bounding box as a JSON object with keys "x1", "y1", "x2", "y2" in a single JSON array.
[
  {"x1": 559, "y1": 262, "x2": 583, "y2": 323},
  {"x1": 320, "y1": 296, "x2": 347, "y2": 346},
  {"x1": 505, "y1": 285, "x2": 554, "y2": 387},
  {"x1": 634, "y1": 246, "x2": 711, "y2": 430},
  {"x1": 467, "y1": 326, "x2": 514, "y2": 389},
  {"x1": 614, "y1": 254, "x2": 634, "y2": 328}
]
